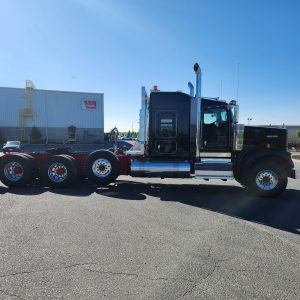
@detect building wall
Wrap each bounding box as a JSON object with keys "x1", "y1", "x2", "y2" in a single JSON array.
[
  {"x1": 0, "y1": 87, "x2": 104, "y2": 143},
  {"x1": 287, "y1": 126, "x2": 300, "y2": 143},
  {"x1": 0, "y1": 126, "x2": 104, "y2": 144}
]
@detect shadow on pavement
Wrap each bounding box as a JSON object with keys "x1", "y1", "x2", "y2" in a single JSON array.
[
  {"x1": 105, "y1": 180, "x2": 300, "y2": 235},
  {"x1": 1, "y1": 179, "x2": 299, "y2": 234}
]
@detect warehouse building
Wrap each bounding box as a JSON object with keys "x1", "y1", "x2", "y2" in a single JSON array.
[
  {"x1": 286, "y1": 126, "x2": 300, "y2": 143},
  {"x1": 0, "y1": 81, "x2": 104, "y2": 143}
]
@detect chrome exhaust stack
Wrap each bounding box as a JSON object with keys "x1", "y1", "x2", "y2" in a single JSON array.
[
  {"x1": 194, "y1": 63, "x2": 202, "y2": 159},
  {"x1": 138, "y1": 86, "x2": 148, "y2": 155}
]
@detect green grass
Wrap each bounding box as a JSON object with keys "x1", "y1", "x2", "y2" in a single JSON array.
[{"x1": 293, "y1": 155, "x2": 300, "y2": 160}]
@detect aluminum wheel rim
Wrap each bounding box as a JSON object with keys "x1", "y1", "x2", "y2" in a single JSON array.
[
  {"x1": 48, "y1": 163, "x2": 68, "y2": 182},
  {"x1": 4, "y1": 161, "x2": 24, "y2": 182},
  {"x1": 255, "y1": 170, "x2": 278, "y2": 191},
  {"x1": 92, "y1": 159, "x2": 112, "y2": 178}
]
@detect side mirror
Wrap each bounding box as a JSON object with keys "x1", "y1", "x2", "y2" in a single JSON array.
[{"x1": 231, "y1": 105, "x2": 239, "y2": 124}]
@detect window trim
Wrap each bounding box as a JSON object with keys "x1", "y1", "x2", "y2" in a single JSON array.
[{"x1": 155, "y1": 110, "x2": 178, "y2": 139}]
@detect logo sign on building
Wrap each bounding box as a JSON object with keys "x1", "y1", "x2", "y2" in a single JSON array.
[{"x1": 82, "y1": 100, "x2": 97, "y2": 110}]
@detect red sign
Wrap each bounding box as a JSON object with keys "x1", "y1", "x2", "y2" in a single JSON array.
[{"x1": 82, "y1": 100, "x2": 97, "y2": 110}]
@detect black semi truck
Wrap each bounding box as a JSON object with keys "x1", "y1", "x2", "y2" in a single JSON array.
[{"x1": 0, "y1": 63, "x2": 297, "y2": 196}]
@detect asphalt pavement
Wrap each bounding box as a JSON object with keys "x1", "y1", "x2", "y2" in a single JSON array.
[{"x1": 0, "y1": 161, "x2": 299, "y2": 299}]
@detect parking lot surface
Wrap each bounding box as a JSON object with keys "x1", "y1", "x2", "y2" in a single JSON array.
[{"x1": 0, "y1": 161, "x2": 299, "y2": 299}]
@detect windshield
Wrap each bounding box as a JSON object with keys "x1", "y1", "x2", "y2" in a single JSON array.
[{"x1": 7, "y1": 141, "x2": 20, "y2": 146}]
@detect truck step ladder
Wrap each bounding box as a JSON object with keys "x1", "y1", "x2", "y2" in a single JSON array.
[{"x1": 194, "y1": 158, "x2": 234, "y2": 180}]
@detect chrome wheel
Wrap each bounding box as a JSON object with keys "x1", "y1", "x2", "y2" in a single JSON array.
[
  {"x1": 4, "y1": 162, "x2": 24, "y2": 182},
  {"x1": 255, "y1": 170, "x2": 278, "y2": 191},
  {"x1": 48, "y1": 163, "x2": 68, "y2": 182},
  {"x1": 92, "y1": 159, "x2": 112, "y2": 178}
]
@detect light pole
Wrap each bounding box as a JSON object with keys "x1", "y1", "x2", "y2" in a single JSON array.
[
  {"x1": 131, "y1": 119, "x2": 139, "y2": 132},
  {"x1": 247, "y1": 118, "x2": 252, "y2": 125}
]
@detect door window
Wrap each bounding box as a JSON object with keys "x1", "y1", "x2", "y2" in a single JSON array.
[
  {"x1": 203, "y1": 108, "x2": 228, "y2": 125},
  {"x1": 204, "y1": 112, "x2": 217, "y2": 124},
  {"x1": 202, "y1": 107, "x2": 229, "y2": 149},
  {"x1": 221, "y1": 110, "x2": 227, "y2": 121}
]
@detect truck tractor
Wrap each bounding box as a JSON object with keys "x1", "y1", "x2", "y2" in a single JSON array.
[{"x1": 0, "y1": 63, "x2": 297, "y2": 197}]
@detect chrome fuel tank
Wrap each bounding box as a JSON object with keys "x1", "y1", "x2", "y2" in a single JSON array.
[{"x1": 130, "y1": 160, "x2": 191, "y2": 178}]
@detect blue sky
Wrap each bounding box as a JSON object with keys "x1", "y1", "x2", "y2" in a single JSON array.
[{"x1": 0, "y1": 0, "x2": 299, "y2": 131}]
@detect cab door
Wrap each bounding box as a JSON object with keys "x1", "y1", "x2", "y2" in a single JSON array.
[{"x1": 201, "y1": 106, "x2": 231, "y2": 151}]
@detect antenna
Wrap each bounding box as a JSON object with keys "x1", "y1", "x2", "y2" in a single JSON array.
[
  {"x1": 237, "y1": 62, "x2": 240, "y2": 101},
  {"x1": 220, "y1": 80, "x2": 223, "y2": 100}
]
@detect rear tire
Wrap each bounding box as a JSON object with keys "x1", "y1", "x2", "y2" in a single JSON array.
[
  {"x1": 0, "y1": 154, "x2": 34, "y2": 187},
  {"x1": 84, "y1": 150, "x2": 119, "y2": 185},
  {"x1": 64, "y1": 155, "x2": 80, "y2": 181},
  {"x1": 41, "y1": 155, "x2": 77, "y2": 188},
  {"x1": 246, "y1": 162, "x2": 287, "y2": 197},
  {"x1": 18, "y1": 153, "x2": 38, "y2": 180}
]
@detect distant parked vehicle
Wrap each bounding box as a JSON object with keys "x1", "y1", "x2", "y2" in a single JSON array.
[
  {"x1": 2, "y1": 141, "x2": 22, "y2": 153},
  {"x1": 119, "y1": 136, "x2": 133, "y2": 141}
]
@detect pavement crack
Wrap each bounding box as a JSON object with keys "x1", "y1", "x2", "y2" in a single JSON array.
[
  {"x1": 84, "y1": 269, "x2": 139, "y2": 278},
  {"x1": 84, "y1": 268, "x2": 194, "y2": 283},
  {"x1": 0, "y1": 262, "x2": 198, "y2": 286},
  {"x1": 0, "y1": 262, "x2": 97, "y2": 279},
  {"x1": 145, "y1": 276, "x2": 194, "y2": 283},
  {"x1": 175, "y1": 261, "x2": 218, "y2": 300},
  {"x1": 0, "y1": 289, "x2": 25, "y2": 300}
]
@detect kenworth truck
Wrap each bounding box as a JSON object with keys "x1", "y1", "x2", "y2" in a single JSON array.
[{"x1": 0, "y1": 64, "x2": 297, "y2": 197}]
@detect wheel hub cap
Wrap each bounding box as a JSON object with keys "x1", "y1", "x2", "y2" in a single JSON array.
[
  {"x1": 255, "y1": 170, "x2": 278, "y2": 191},
  {"x1": 48, "y1": 163, "x2": 68, "y2": 182},
  {"x1": 92, "y1": 159, "x2": 112, "y2": 178},
  {"x1": 4, "y1": 162, "x2": 24, "y2": 181}
]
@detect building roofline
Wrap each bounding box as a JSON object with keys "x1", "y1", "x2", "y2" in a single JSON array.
[{"x1": 0, "y1": 86, "x2": 104, "y2": 96}]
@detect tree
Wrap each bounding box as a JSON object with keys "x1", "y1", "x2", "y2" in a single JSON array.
[
  {"x1": 297, "y1": 131, "x2": 300, "y2": 142},
  {"x1": 30, "y1": 126, "x2": 42, "y2": 144}
]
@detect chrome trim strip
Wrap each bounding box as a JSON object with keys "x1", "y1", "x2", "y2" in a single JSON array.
[
  {"x1": 200, "y1": 152, "x2": 231, "y2": 158},
  {"x1": 199, "y1": 158, "x2": 232, "y2": 164},
  {"x1": 194, "y1": 170, "x2": 233, "y2": 176},
  {"x1": 194, "y1": 175, "x2": 234, "y2": 180}
]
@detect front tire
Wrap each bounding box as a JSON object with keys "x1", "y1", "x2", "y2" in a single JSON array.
[
  {"x1": 246, "y1": 162, "x2": 287, "y2": 197},
  {"x1": 84, "y1": 150, "x2": 119, "y2": 185}
]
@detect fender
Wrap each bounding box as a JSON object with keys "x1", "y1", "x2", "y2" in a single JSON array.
[{"x1": 234, "y1": 147, "x2": 294, "y2": 181}]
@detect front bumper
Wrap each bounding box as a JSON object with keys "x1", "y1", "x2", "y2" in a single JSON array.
[
  {"x1": 3, "y1": 148, "x2": 20, "y2": 152},
  {"x1": 288, "y1": 168, "x2": 299, "y2": 179}
]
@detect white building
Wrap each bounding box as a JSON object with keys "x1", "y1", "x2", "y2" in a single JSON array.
[{"x1": 0, "y1": 84, "x2": 104, "y2": 143}]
